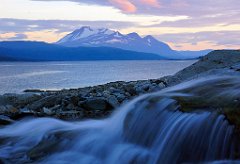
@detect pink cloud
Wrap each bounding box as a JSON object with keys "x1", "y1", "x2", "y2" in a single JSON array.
[
  {"x1": 109, "y1": 0, "x2": 137, "y2": 13},
  {"x1": 140, "y1": 0, "x2": 161, "y2": 8}
]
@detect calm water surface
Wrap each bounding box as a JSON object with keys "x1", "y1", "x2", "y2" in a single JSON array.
[{"x1": 0, "y1": 60, "x2": 196, "y2": 94}]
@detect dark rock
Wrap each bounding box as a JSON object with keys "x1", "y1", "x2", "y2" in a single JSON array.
[
  {"x1": 69, "y1": 96, "x2": 80, "y2": 106},
  {"x1": 82, "y1": 98, "x2": 111, "y2": 111},
  {"x1": 28, "y1": 95, "x2": 60, "y2": 111},
  {"x1": 106, "y1": 96, "x2": 120, "y2": 108},
  {"x1": 1, "y1": 94, "x2": 18, "y2": 105},
  {"x1": 0, "y1": 105, "x2": 19, "y2": 116},
  {"x1": 112, "y1": 93, "x2": 126, "y2": 102},
  {"x1": 123, "y1": 84, "x2": 137, "y2": 95},
  {"x1": 15, "y1": 94, "x2": 42, "y2": 106},
  {"x1": 0, "y1": 93, "x2": 42, "y2": 107},
  {"x1": 102, "y1": 90, "x2": 111, "y2": 98},
  {"x1": 0, "y1": 115, "x2": 14, "y2": 125},
  {"x1": 56, "y1": 111, "x2": 84, "y2": 120},
  {"x1": 65, "y1": 103, "x2": 74, "y2": 110},
  {"x1": 27, "y1": 135, "x2": 59, "y2": 160},
  {"x1": 108, "y1": 87, "x2": 124, "y2": 94},
  {"x1": 148, "y1": 83, "x2": 162, "y2": 92},
  {"x1": 0, "y1": 105, "x2": 7, "y2": 114},
  {"x1": 43, "y1": 107, "x2": 54, "y2": 116},
  {"x1": 158, "y1": 82, "x2": 166, "y2": 89},
  {"x1": 231, "y1": 63, "x2": 240, "y2": 72}
]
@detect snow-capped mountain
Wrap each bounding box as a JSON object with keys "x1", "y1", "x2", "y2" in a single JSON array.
[
  {"x1": 57, "y1": 26, "x2": 180, "y2": 59},
  {"x1": 58, "y1": 27, "x2": 116, "y2": 44}
]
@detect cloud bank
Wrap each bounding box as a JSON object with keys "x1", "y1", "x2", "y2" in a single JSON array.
[{"x1": 0, "y1": 0, "x2": 239, "y2": 50}]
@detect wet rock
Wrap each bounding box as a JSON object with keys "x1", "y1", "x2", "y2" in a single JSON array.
[
  {"x1": 123, "y1": 84, "x2": 137, "y2": 96},
  {"x1": 1, "y1": 94, "x2": 18, "y2": 105},
  {"x1": 158, "y1": 82, "x2": 166, "y2": 89},
  {"x1": 0, "y1": 93, "x2": 42, "y2": 107},
  {"x1": 112, "y1": 93, "x2": 126, "y2": 102},
  {"x1": 230, "y1": 63, "x2": 240, "y2": 72},
  {"x1": 0, "y1": 96, "x2": 7, "y2": 106},
  {"x1": 106, "y1": 95, "x2": 120, "y2": 108},
  {"x1": 102, "y1": 90, "x2": 111, "y2": 98},
  {"x1": 135, "y1": 84, "x2": 150, "y2": 94},
  {"x1": 0, "y1": 105, "x2": 7, "y2": 114},
  {"x1": 28, "y1": 95, "x2": 60, "y2": 111},
  {"x1": 43, "y1": 107, "x2": 54, "y2": 116},
  {"x1": 27, "y1": 135, "x2": 59, "y2": 160},
  {"x1": 56, "y1": 111, "x2": 84, "y2": 120},
  {"x1": 0, "y1": 115, "x2": 14, "y2": 125},
  {"x1": 66, "y1": 103, "x2": 75, "y2": 110},
  {"x1": 82, "y1": 98, "x2": 111, "y2": 111},
  {"x1": 41, "y1": 105, "x2": 63, "y2": 116},
  {"x1": 0, "y1": 105, "x2": 19, "y2": 116},
  {"x1": 124, "y1": 92, "x2": 131, "y2": 98},
  {"x1": 108, "y1": 87, "x2": 124, "y2": 94},
  {"x1": 19, "y1": 108, "x2": 35, "y2": 116},
  {"x1": 148, "y1": 83, "x2": 162, "y2": 92},
  {"x1": 15, "y1": 94, "x2": 42, "y2": 107}
]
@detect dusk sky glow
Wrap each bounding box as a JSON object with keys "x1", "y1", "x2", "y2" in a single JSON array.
[{"x1": 0, "y1": 0, "x2": 239, "y2": 50}]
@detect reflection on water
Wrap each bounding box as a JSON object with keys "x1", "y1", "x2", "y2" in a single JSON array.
[{"x1": 0, "y1": 60, "x2": 196, "y2": 94}]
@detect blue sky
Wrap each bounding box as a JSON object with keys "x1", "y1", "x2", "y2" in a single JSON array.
[{"x1": 0, "y1": 0, "x2": 239, "y2": 50}]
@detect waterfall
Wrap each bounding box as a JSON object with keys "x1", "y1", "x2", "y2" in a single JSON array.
[{"x1": 0, "y1": 76, "x2": 239, "y2": 164}]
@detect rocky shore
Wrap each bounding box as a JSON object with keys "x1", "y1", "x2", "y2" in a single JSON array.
[{"x1": 0, "y1": 50, "x2": 240, "y2": 127}]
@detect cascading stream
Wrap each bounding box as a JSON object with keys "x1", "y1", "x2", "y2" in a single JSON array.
[{"x1": 0, "y1": 76, "x2": 239, "y2": 164}]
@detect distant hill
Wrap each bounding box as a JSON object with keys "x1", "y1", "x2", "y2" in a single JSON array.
[
  {"x1": 0, "y1": 54, "x2": 18, "y2": 61},
  {"x1": 178, "y1": 50, "x2": 212, "y2": 59},
  {"x1": 0, "y1": 41, "x2": 166, "y2": 61}
]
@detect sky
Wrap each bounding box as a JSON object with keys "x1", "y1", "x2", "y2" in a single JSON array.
[{"x1": 0, "y1": 0, "x2": 239, "y2": 50}]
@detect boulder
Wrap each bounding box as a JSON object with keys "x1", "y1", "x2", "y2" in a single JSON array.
[
  {"x1": 28, "y1": 95, "x2": 60, "y2": 111},
  {"x1": 82, "y1": 98, "x2": 111, "y2": 111},
  {"x1": 106, "y1": 95, "x2": 120, "y2": 108},
  {"x1": 0, "y1": 105, "x2": 19, "y2": 116},
  {"x1": 123, "y1": 83, "x2": 137, "y2": 96},
  {"x1": 56, "y1": 111, "x2": 84, "y2": 120},
  {"x1": 0, "y1": 115, "x2": 14, "y2": 125}
]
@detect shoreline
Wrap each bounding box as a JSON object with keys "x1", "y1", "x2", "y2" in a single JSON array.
[{"x1": 0, "y1": 50, "x2": 240, "y2": 127}]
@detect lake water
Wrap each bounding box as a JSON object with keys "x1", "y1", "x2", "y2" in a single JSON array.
[{"x1": 0, "y1": 60, "x2": 196, "y2": 94}]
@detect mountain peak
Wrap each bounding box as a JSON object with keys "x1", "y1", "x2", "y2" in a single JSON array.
[
  {"x1": 72, "y1": 26, "x2": 92, "y2": 33},
  {"x1": 127, "y1": 32, "x2": 141, "y2": 38},
  {"x1": 144, "y1": 35, "x2": 155, "y2": 40},
  {"x1": 57, "y1": 26, "x2": 116, "y2": 43},
  {"x1": 57, "y1": 26, "x2": 180, "y2": 59},
  {"x1": 79, "y1": 26, "x2": 92, "y2": 30}
]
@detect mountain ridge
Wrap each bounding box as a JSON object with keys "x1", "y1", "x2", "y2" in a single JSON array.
[
  {"x1": 57, "y1": 26, "x2": 211, "y2": 59},
  {"x1": 56, "y1": 26, "x2": 180, "y2": 59}
]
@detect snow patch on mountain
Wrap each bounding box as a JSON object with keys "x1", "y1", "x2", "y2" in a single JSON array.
[{"x1": 58, "y1": 26, "x2": 116, "y2": 44}]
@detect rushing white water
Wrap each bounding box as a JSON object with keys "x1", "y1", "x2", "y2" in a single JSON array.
[{"x1": 0, "y1": 76, "x2": 239, "y2": 163}]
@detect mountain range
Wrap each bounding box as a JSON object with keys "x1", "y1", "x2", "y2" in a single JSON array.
[
  {"x1": 57, "y1": 26, "x2": 211, "y2": 59},
  {"x1": 0, "y1": 26, "x2": 212, "y2": 61}
]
